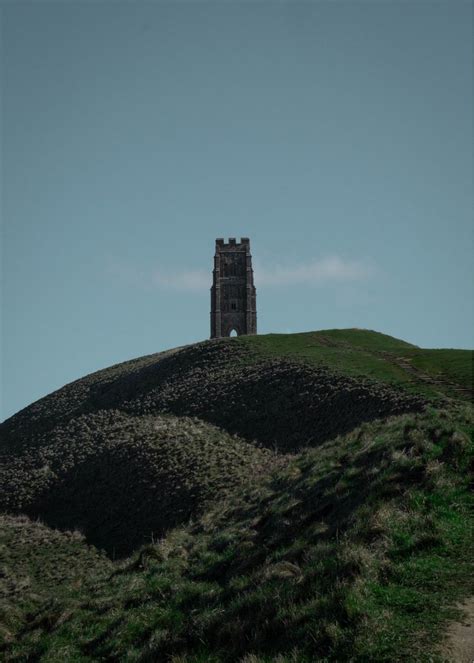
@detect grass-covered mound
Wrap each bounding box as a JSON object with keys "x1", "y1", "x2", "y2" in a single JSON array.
[
  {"x1": 90, "y1": 342, "x2": 426, "y2": 452},
  {"x1": 0, "y1": 411, "x2": 278, "y2": 558},
  {"x1": 241, "y1": 329, "x2": 472, "y2": 400},
  {"x1": 2, "y1": 405, "x2": 472, "y2": 662},
  {"x1": 1, "y1": 337, "x2": 427, "y2": 456},
  {"x1": 0, "y1": 329, "x2": 472, "y2": 661},
  {"x1": 0, "y1": 514, "x2": 112, "y2": 648},
  {"x1": 0, "y1": 347, "x2": 181, "y2": 453}
]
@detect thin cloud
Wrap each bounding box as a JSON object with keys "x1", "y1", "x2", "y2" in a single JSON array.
[
  {"x1": 107, "y1": 255, "x2": 374, "y2": 292},
  {"x1": 254, "y1": 256, "x2": 374, "y2": 287}
]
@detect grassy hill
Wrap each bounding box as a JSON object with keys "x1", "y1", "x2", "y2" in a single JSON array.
[
  {"x1": 1, "y1": 411, "x2": 280, "y2": 558},
  {"x1": 0, "y1": 329, "x2": 472, "y2": 661},
  {"x1": 240, "y1": 329, "x2": 472, "y2": 400}
]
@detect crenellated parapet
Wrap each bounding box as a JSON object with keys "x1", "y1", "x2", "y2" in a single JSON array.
[{"x1": 215, "y1": 237, "x2": 250, "y2": 250}]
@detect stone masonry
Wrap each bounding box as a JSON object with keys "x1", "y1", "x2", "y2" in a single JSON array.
[{"x1": 210, "y1": 237, "x2": 257, "y2": 338}]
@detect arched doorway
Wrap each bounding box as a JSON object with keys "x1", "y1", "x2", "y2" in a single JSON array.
[{"x1": 229, "y1": 329, "x2": 238, "y2": 337}]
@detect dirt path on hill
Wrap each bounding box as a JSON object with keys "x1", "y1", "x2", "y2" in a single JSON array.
[{"x1": 440, "y1": 598, "x2": 474, "y2": 662}]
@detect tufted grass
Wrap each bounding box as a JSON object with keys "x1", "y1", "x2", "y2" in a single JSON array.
[
  {"x1": 0, "y1": 412, "x2": 280, "y2": 558},
  {"x1": 2, "y1": 404, "x2": 472, "y2": 661},
  {"x1": 0, "y1": 329, "x2": 472, "y2": 661}
]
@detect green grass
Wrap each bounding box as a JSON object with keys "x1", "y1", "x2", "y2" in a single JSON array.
[
  {"x1": 239, "y1": 329, "x2": 472, "y2": 400},
  {"x1": 406, "y1": 349, "x2": 473, "y2": 390},
  {"x1": 1, "y1": 334, "x2": 428, "y2": 458},
  {"x1": 0, "y1": 329, "x2": 472, "y2": 661},
  {"x1": 2, "y1": 405, "x2": 472, "y2": 661},
  {"x1": 239, "y1": 331, "x2": 415, "y2": 388},
  {"x1": 309, "y1": 328, "x2": 418, "y2": 350},
  {"x1": 0, "y1": 515, "x2": 112, "y2": 649}
]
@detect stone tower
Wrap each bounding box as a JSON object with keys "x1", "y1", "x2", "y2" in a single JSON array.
[{"x1": 210, "y1": 237, "x2": 257, "y2": 338}]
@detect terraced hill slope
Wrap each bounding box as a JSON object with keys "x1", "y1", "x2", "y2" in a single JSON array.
[{"x1": 0, "y1": 329, "x2": 472, "y2": 661}]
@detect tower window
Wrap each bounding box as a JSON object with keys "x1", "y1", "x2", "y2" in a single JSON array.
[{"x1": 231, "y1": 302, "x2": 237, "y2": 310}]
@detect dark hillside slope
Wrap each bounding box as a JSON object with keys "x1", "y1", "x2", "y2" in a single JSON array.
[
  {"x1": 1, "y1": 337, "x2": 426, "y2": 456},
  {"x1": 0, "y1": 330, "x2": 472, "y2": 661},
  {"x1": 0, "y1": 347, "x2": 182, "y2": 452},
  {"x1": 3, "y1": 405, "x2": 472, "y2": 662},
  {"x1": 0, "y1": 331, "x2": 432, "y2": 562},
  {"x1": 0, "y1": 412, "x2": 279, "y2": 557}
]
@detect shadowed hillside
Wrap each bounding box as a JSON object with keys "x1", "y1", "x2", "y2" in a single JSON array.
[
  {"x1": 2, "y1": 335, "x2": 428, "y2": 455},
  {"x1": 0, "y1": 329, "x2": 472, "y2": 661},
  {"x1": 0, "y1": 412, "x2": 280, "y2": 558},
  {"x1": 1, "y1": 406, "x2": 472, "y2": 662}
]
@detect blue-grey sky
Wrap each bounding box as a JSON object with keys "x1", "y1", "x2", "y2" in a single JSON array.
[{"x1": 1, "y1": 0, "x2": 473, "y2": 421}]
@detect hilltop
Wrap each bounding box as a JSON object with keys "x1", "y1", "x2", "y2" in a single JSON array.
[{"x1": 0, "y1": 329, "x2": 472, "y2": 661}]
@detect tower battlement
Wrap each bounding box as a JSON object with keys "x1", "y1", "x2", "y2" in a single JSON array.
[
  {"x1": 210, "y1": 237, "x2": 257, "y2": 338},
  {"x1": 215, "y1": 237, "x2": 250, "y2": 249}
]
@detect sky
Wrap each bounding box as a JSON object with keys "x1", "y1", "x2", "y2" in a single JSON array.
[{"x1": 1, "y1": 0, "x2": 473, "y2": 422}]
